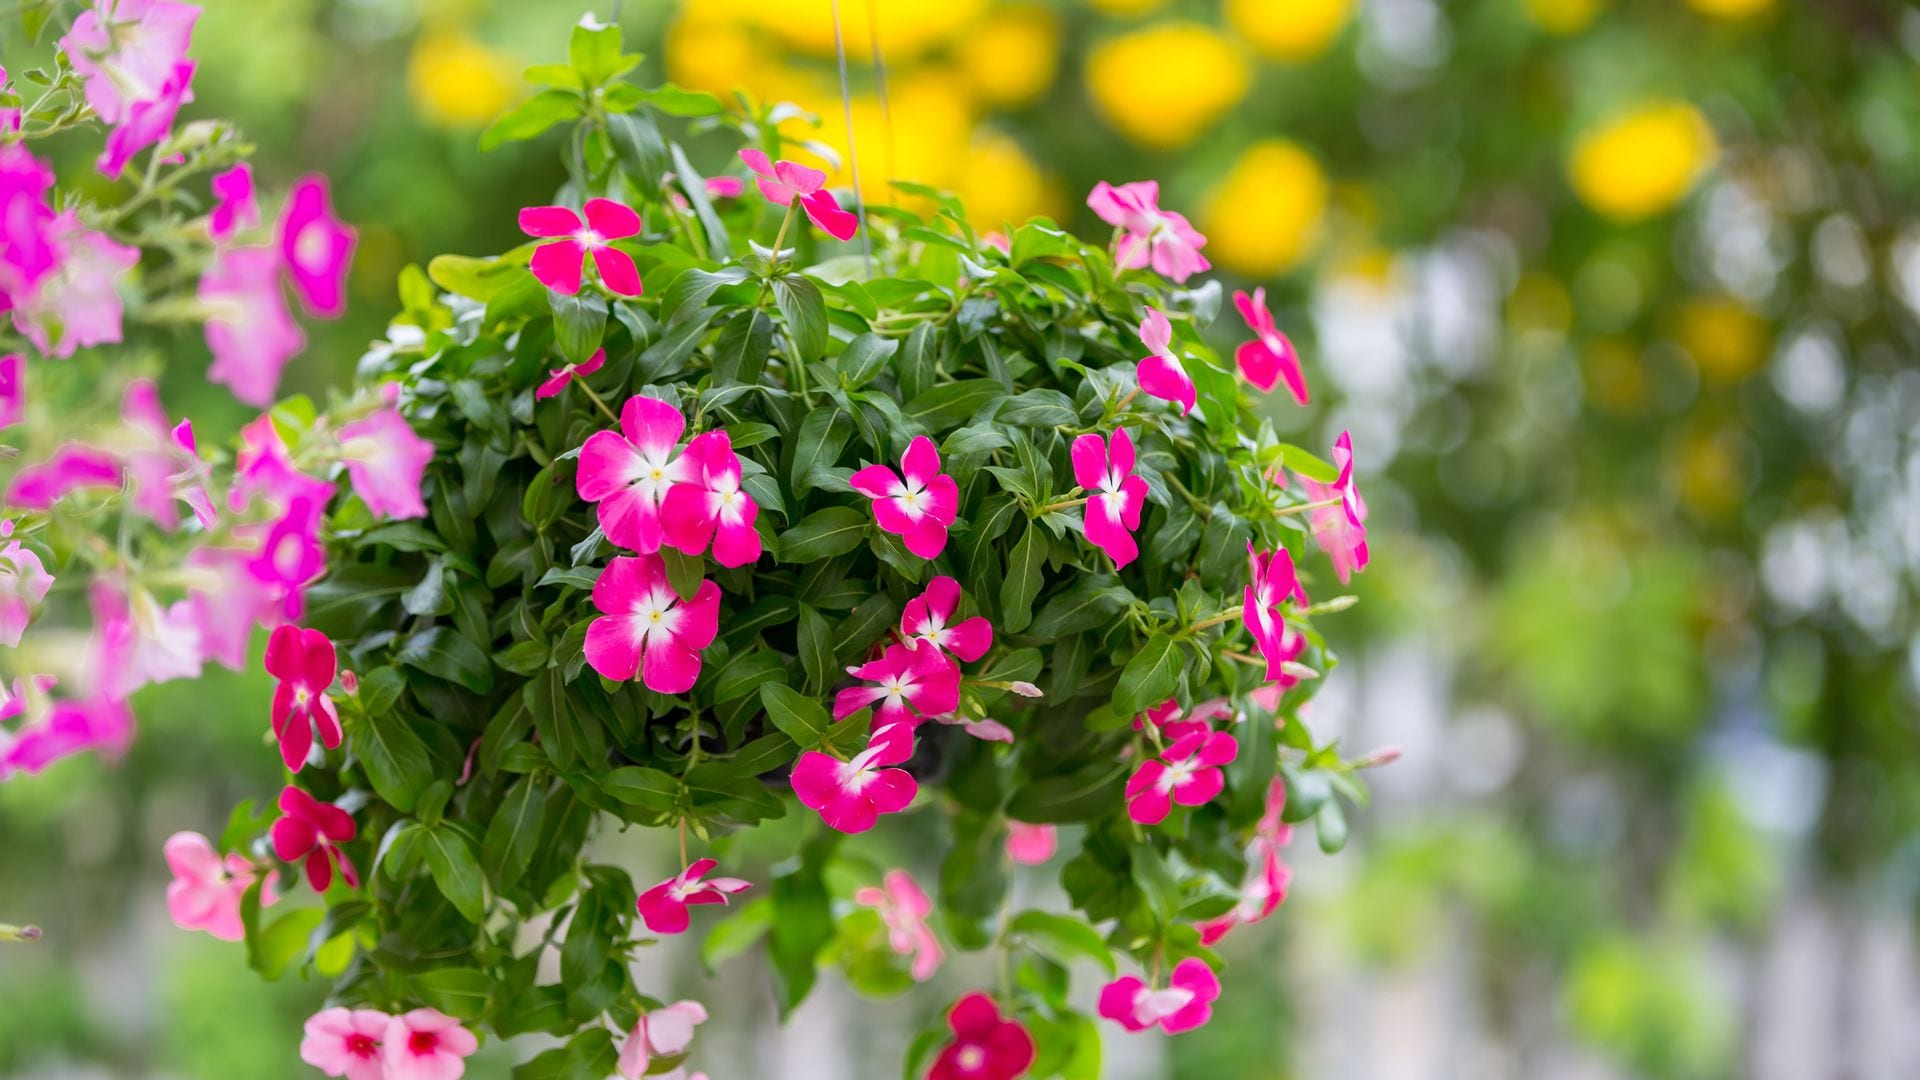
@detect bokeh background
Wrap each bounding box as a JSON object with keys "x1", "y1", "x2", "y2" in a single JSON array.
[{"x1": 5, "y1": 0, "x2": 1920, "y2": 1076}]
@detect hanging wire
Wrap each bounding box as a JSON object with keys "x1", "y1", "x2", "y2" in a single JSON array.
[
  {"x1": 829, "y1": 0, "x2": 875, "y2": 276},
  {"x1": 865, "y1": 0, "x2": 896, "y2": 209}
]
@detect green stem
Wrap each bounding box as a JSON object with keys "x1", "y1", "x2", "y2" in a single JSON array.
[
  {"x1": 1274, "y1": 496, "x2": 1343, "y2": 518},
  {"x1": 574, "y1": 378, "x2": 621, "y2": 426},
  {"x1": 1162, "y1": 472, "x2": 1210, "y2": 514},
  {"x1": 1189, "y1": 605, "x2": 1243, "y2": 633}
]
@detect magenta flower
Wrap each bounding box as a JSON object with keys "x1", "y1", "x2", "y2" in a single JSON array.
[
  {"x1": 1087, "y1": 179, "x2": 1210, "y2": 283},
  {"x1": 200, "y1": 246, "x2": 307, "y2": 406},
  {"x1": 849, "y1": 435, "x2": 958, "y2": 560},
  {"x1": 791, "y1": 724, "x2": 918, "y2": 835},
  {"x1": 0, "y1": 144, "x2": 57, "y2": 312},
  {"x1": 270, "y1": 785, "x2": 358, "y2": 892},
  {"x1": 583, "y1": 553, "x2": 721, "y2": 695},
  {"x1": 519, "y1": 198, "x2": 643, "y2": 297},
  {"x1": 0, "y1": 353, "x2": 21, "y2": 428},
  {"x1": 704, "y1": 175, "x2": 744, "y2": 199},
  {"x1": 928, "y1": 993, "x2": 1036, "y2": 1080},
  {"x1": 164, "y1": 831, "x2": 277, "y2": 942},
  {"x1": 1131, "y1": 699, "x2": 1209, "y2": 745},
  {"x1": 1125, "y1": 729, "x2": 1239, "y2": 826},
  {"x1": 382, "y1": 1008, "x2": 477, "y2": 1080},
  {"x1": 1301, "y1": 431, "x2": 1369, "y2": 583},
  {"x1": 1071, "y1": 428, "x2": 1149, "y2": 569},
  {"x1": 660, "y1": 430, "x2": 763, "y2": 568},
  {"x1": 1134, "y1": 307, "x2": 1196, "y2": 415},
  {"x1": 185, "y1": 546, "x2": 272, "y2": 671},
  {"x1": 0, "y1": 692, "x2": 133, "y2": 780},
  {"x1": 96, "y1": 60, "x2": 193, "y2": 179},
  {"x1": 1005, "y1": 822, "x2": 1057, "y2": 865},
  {"x1": 5, "y1": 444, "x2": 122, "y2": 509},
  {"x1": 0, "y1": 521, "x2": 54, "y2": 649},
  {"x1": 278, "y1": 174, "x2": 356, "y2": 318},
  {"x1": 576, "y1": 395, "x2": 692, "y2": 553},
  {"x1": 244, "y1": 496, "x2": 328, "y2": 621},
  {"x1": 208, "y1": 163, "x2": 257, "y2": 242},
  {"x1": 1198, "y1": 778, "x2": 1293, "y2": 945},
  {"x1": 901, "y1": 576, "x2": 993, "y2": 662},
  {"x1": 833, "y1": 640, "x2": 961, "y2": 732},
  {"x1": 617, "y1": 1000, "x2": 708, "y2": 1080},
  {"x1": 301, "y1": 1007, "x2": 391, "y2": 1080},
  {"x1": 1232, "y1": 288, "x2": 1307, "y2": 403},
  {"x1": 737, "y1": 149, "x2": 860, "y2": 241},
  {"x1": 264, "y1": 624, "x2": 339, "y2": 772},
  {"x1": 122, "y1": 380, "x2": 214, "y2": 530},
  {"x1": 337, "y1": 405, "x2": 434, "y2": 520},
  {"x1": 59, "y1": 0, "x2": 199, "y2": 125},
  {"x1": 12, "y1": 212, "x2": 139, "y2": 358},
  {"x1": 1243, "y1": 544, "x2": 1307, "y2": 682},
  {"x1": 854, "y1": 869, "x2": 943, "y2": 981},
  {"x1": 636, "y1": 858, "x2": 752, "y2": 935},
  {"x1": 534, "y1": 347, "x2": 604, "y2": 400},
  {"x1": 90, "y1": 580, "x2": 202, "y2": 700},
  {"x1": 1098, "y1": 957, "x2": 1222, "y2": 1035}
]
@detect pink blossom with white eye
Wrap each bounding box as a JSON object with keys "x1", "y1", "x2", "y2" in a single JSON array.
[
  {"x1": 278, "y1": 175, "x2": 356, "y2": 318},
  {"x1": 1071, "y1": 427, "x2": 1149, "y2": 568},
  {"x1": 833, "y1": 640, "x2": 961, "y2": 732},
  {"x1": 535, "y1": 347, "x2": 605, "y2": 400},
  {"x1": 737, "y1": 149, "x2": 860, "y2": 241},
  {"x1": 1005, "y1": 822, "x2": 1057, "y2": 865},
  {"x1": 582, "y1": 553, "x2": 721, "y2": 695},
  {"x1": 576, "y1": 395, "x2": 693, "y2": 554},
  {"x1": 1086, "y1": 179, "x2": 1210, "y2": 284},
  {"x1": 1197, "y1": 777, "x2": 1294, "y2": 945},
  {"x1": 900, "y1": 576, "x2": 993, "y2": 663},
  {"x1": 854, "y1": 869, "x2": 943, "y2": 981},
  {"x1": 636, "y1": 859, "x2": 752, "y2": 935},
  {"x1": 1131, "y1": 699, "x2": 1209, "y2": 745},
  {"x1": 1097, "y1": 957, "x2": 1222, "y2": 1034},
  {"x1": 200, "y1": 245, "x2": 307, "y2": 407},
  {"x1": 299, "y1": 1007, "x2": 391, "y2": 1080},
  {"x1": 270, "y1": 784, "x2": 359, "y2": 892},
  {"x1": 1134, "y1": 307, "x2": 1196, "y2": 415},
  {"x1": 1243, "y1": 544, "x2": 1308, "y2": 682},
  {"x1": 849, "y1": 436, "x2": 959, "y2": 560},
  {"x1": 519, "y1": 197, "x2": 644, "y2": 297},
  {"x1": 1124, "y1": 729, "x2": 1238, "y2": 826},
  {"x1": 337, "y1": 404, "x2": 434, "y2": 520},
  {"x1": 264, "y1": 624, "x2": 339, "y2": 773},
  {"x1": 381, "y1": 1008, "x2": 477, "y2": 1080},
  {"x1": 660, "y1": 430, "x2": 763, "y2": 568},
  {"x1": 163, "y1": 831, "x2": 278, "y2": 942},
  {"x1": 617, "y1": 1000, "x2": 708, "y2": 1080},
  {"x1": 58, "y1": 0, "x2": 199, "y2": 126},
  {"x1": 1298, "y1": 441, "x2": 1369, "y2": 584},
  {"x1": 1232, "y1": 287, "x2": 1308, "y2": 403},
  {"x1": 0, "y1": 519, "x2": 53, "y2": 649},
  {"x1": 90, "y1": 580, "x2": 203, "y2": 700},
  {"x1": 791, "y1": 724, "x2": 918, "y2": 835},
  {"x1": 11, "y1": 212, "x2": 139, "y2": 358}
]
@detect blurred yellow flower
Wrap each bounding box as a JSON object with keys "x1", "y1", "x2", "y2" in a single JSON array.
[
  {"x1": 1668, "y1": 425, "x2": 1749, "y2": 520},
  {"x1": 1676, "y1": 297, "x2": 1768, "y2": 385},
  {"x1": 1199, "y1": 138, "x2": 1330, "y2": 276},
  {"x1": 955, "y1": 6, "x2": 1059, "y2": 108},
  {"x1": 1086, "y1": 23, "x2": 1248, "y2": 150},
  {"x1": 1581, "y1": 338, "x2": 1647, "y2": 414},
  {"x1": 1568, "y1": 102, "x2": 1717, "y2": 222},
  {"x1": 1225, "y1": 0, "x2": 1356, "y2": 62},
  {"x1": 743, "y1": 0, "x2": 989, "y2": 60},
  {"x1": 953, "y1": 132, "x2": 1059, "y2": 230},
  {"x1": 1525, "y1": 0, "x2": 1607, "y2": 35},
  {"x1": 407, "y1": 31, "x2": 518, "y2": 129},
  {"x1": 1089, "y1": 0, "x2": 1170, "y2": 14},
  {"x1": 801, "y1": 68, "x2": 976, "y2": 203},
  {"x1": 1687, "y1": 0, "x2": 1772, "y2": 18}
]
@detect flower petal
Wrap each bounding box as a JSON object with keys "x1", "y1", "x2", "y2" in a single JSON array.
[{"x1": 519, "y1": 205, "x2": 581, "y2": 237}]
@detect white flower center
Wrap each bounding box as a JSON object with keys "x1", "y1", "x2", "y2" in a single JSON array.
[
  {"x1": 1157, "y1": 757, "x2": 1199, "y2": 794},
  {"x1": 575, "y1": 228, "x2": 606, "y2": 250}
]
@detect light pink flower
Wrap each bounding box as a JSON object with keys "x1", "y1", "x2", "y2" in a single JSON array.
[
  {"x1": 519, "y1": 198, "x2": 643, "y2": 297},
  {"x1": 849, "y1": 435, "x2": 958, "y2": 560},
  {"x1": 1005, "y1": 822, "x2": 1057, "y2": 866},
  {"x1": 854, "y1": 869, "x2": 943, "y2": 981},
  {"x1": 122, "y1": 379, "x2": 215, "y2": 530},
  {"x1": 265, "y1": 624, "x2": 339, "y2": 773},
  {"x1": 929, "y1": 993, "x2": 1035, "y2": 1080},
  {"x1": 704, "y1": 175, "x2": 744, "y2": 199},
  {"x1": 91, "y1": 581, "x2": 202, "y2": 699},
  {"x1": 186, "y1": 545, "x2": 272, "y2": 670},
  {"x1": 737, "y1": 149, "x2": 860, "y2": 241},
  {"x1": 1125, "y1": 729, "x2": 1238, "y2": 826},
  {"x1": 12, "y1": 212, "x2": 140, "y2": 358},
  {"x1": 270, "y1": 784, "x2": 358, "y2": 892},
  {"x1": 5, "y1": 444, "x2": 123, "y2": 509},
  {"x1": 1232, "y1": 288, "x2": 1307, "y2": 403},
  {"x1": 661, "y1": 430, "x2": 763, "y2": 568},
  {"x1": 279, "y1": 174, "x2": 356, "y2": 318},
  {"x1": 164, "y1": 830, "x2": 277, "y2": 941},
  {"x1": 59, "y1": 0, "x2": 199, "y2": 125},
  {"x1": 1243, "y1": 544, "x2": 1308, "y2": 682},
  {"x1": 833, "y1": 640, "x2": 960, "y2": 732},
  {"x1": 1072, "y1": 428, "x2": 1148, "y2": 569},
  {"x1": 1302, "y1": 432, "x2": 1369, "y2": 583},
  {"x1": 618, "y1": 1000, "x2": 708, "y2": 1080},
  {"x1": 383, "y1": 1008, "x2": 477, "y2": 1080},
  {"x1": 636, "y1": 858, "x2": 752, "y2": 935},
  {"x1": 201, "y1": 246, "x2": 306, "y2": 406},
  {"x1": 1197, "y1": 778, "x2": 1293, "y2": 945},
  {"x1": 208, "y1": 162, "x2": 257, "y2": 241},
  {"x1": 0, "y1": 691, "x2": 132, "y2": 780},
  {"x1": 576, "y1": 395, "x2": 692, "y2": 553},
  {"x1": 535, "y1": 347, "x2": 604, "y2": 400},
  {"x1": 901, "y1": 576, "x2": 993, "y2": 662},
  {"x1": 300, "y1": 1007, "x2": 390, "y2": 1080},
  {"x1": 0, "y1": 353, "x2": 21, "y2": 428},
  {"x1": 583, "y1": 553, "x2": 721, "y2": 695},
  {"x1": 96, "y1": 60, "x2": 193, "y2": 179},
  {"x1": 791, "y1": 724, "x2": 918, "y2": 834},
  {"x1": 1086, "y1": 179, "x2": 1210, "y2": 283},
  {"x1": 0, "y1": 521, "x2": 53, "y2": 648},
  {"x1": 1134, "y1": 307, "x2": 1195, "y2": 415},
  {"x1": 1097, "y1": 957, "x2": 1221, "y2": 1034},
  {"x1": 338, "y1": 405, "x2": 433, "y2": 520}
]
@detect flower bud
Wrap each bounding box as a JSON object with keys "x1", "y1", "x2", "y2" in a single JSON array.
[
  {"x1": 339, "y1": 669, "x2": 359, "y2": 695},
  {"x1": 1009, "y1": 681, "x2": 1043, "y2": 698}
]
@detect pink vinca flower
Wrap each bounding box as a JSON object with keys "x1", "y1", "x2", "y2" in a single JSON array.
[
  {"x1": 164, "y1": 831, "x2": 277, "y2": 942},
  {"x1": 704, "y1": 175, "x2": 744, "y2": 199},
  {"x1": 520, "y1": 198, "x2": 643, "y2": 297},
  {"x1": 855, "y1": 869, "x2": 943, "y2": 981},
  {"x1": 59, "y1": 0, "x2": 199, "y2": 125},
  {"x1": 1072, "y1": 428, "x2": 1149, "y2": 569},
  {"x1": 13, "y1": 213, "x2": 140, "y2": 358},
  {"x1": 583, "y1": 553, "x2": 721, "y2": 695},
  {"x1": 279, "y1": 175, "x2": 357, "y2": 318},
  {"x1": 200, "y1": 245, "x2": 306, "y2": 406},
  {"x1": 791, "y1": 724, "x2": 918, "y2": 834},
  {"x1": 1005, "y1": 822, "x2": 1057, "y2": 866},
  {"x1": 337, "y1": 404, "x2": 434, "y2": 520},
  {"x1": 1302, "y1": 432, "x2": 1369, "y2": 583},
  {"x1": 301, "y1": 1007, "x2": 390, "y2": 1080},
  {"x1": 850, "y1": 436, "x2": 958, "y2": 560},
  {"x1": 0, "y1": 353, "x2": 21, "y2": 428},
  {"x1": 535, "y1": 347, "x2": 604, "y2": 400},
  {"x1": 1131, "y1": 699, "x2": 1209, "y2": 745},
  {"x1": 576, "y1": 395, "x2": 692, "y2": 553},
  {"x1": 901, "y1": 576, "x2": 993, "y2": 662},
  {"x1": 96, "y1": 60, "x2": 192, "y2": 179},
  {"x1": 1087, "y1": 179, "x2": 1210, "y2": 283},
  {"x1": 383, "y1": 1008, "x2": 477, "y2": 1080},
  {"x1": 122, "y1": 380, "x2": 215, "y2": 530},
  {"x1": 1243, "y1": 544, "x2": 1308, "y2": 682},
  {"x1": 270, "y1": 784, "x2": 359, "y2": 892},
  {"x1": 833, "y1": 640, "x2": 961, "y2": 732},
  {"x1": 1125, "y1": 729, "x2": 1239, "y2": 826},
  {"x1": 265, "y1": 624, "x2": 340, "y2": 772},
  {"x1": 1197, "y1": 777, "x2": 1293, "y2": 945},
  {"x1": 618, "y1": 1000, "x2": 708, "y2": 1080},
  {"x1": 636, "y1": 858, "x2": 752, "y2": 935},
  {"x1": 1232, "y1": 288, "x2": 1307, "y2": 403},
  {"x1": 661, "y1": 430, "x2": 763, "y2": 568},
  {"x1": 1135, "y1": 308, "x2": 1196, "y2": 415},
  {"x1": 0, "y1": 521, "x2": 54, "y2": 648},
  {"x1": 208, "y1": 162, "x2": 258, "y2": 242},
  {"x1": 737, "y1": 149, "x2": 860, "y2": 241},
  {"x1": 1098, "y1": 957, "x2": 1222, "y2": 1035},
  {"x1": 929, "y1": 993, "x2": 1036, "y2": 1080}
]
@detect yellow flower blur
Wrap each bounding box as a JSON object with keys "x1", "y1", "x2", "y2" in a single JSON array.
[
  {"x1": 1687, "y1": 0, "x2": 1773, "y2": 18},
  {"x1": 956, "y1": 6, "x2": 1060, "y2": 108},
  {"x1": 1676, "y1": 297, "x2": 1768, "y2": 385},
  {"x1": 1224, "y1": 0, "x2": 1357, "y2": 62},
  {"x1": 407, "y1": 31, "x2": 518, "y2": 129},
  {"x1": 1089, "y1": 0, "x2": 1170, "y2": 14},
  {"x1": 1525, "y1": 0, "x2": 1607, "y2": 36},
  {"x1": 1086, "y1": 23, "x2": 1249, "y2": 150},
  {"x1": 952, "y1": 132, "x2": 1060, "y2": 230},
  {"x1": 797, "y1": 68, "x2": 976, "y2": 204},
  {"x1": 1200, "y1": 138, "x2": 1331, "y2": 277},
  {"x1": 741, "y1": 0, "x2": 989, "y2": 60},
  {"x1": 1568, "y1": 102, "x2": 1717, "y2": 222}
]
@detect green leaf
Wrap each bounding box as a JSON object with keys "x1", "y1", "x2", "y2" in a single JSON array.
[
  {"x1": 773, "y1": 275, "x2": 828, "y2": 362},
  {"x1": 1112, "y1": 633, "x2": 1182, "y2": 718},
  {"x1": 836, "y1": 332, "x2": 898, "y2": 389},
  {"x1": 635, "y1": 306, "x2": 712, "y2": 382},
  {"x1": 482, "y1": 775, "x2": 549, "y2": 890},
  {"x1": 640, "y1": 83, "x2": 726, "y2": 116},
  {"x1": 790, "y1": 408, "x2": 850, "y2": 496},
  {"x1": 549, "y1": 288, "x2": 607, "y2": 364},
  {"x1": 1004, "y1": 760, "x2": 1128, "y2": 823},
  {"x1": 600, "y1": 766, "x2": 681, "y2": 811},
  {"x1": 567, "y1": 19, "x2": 634, "y2": 86},
  {"x1": 412, "y1": 967, "x2": 493, "y2": 1021},
  {"x1": 526, "y1": 668, "x2": 576, "y2": 769},
  {"x1": 357, "y1": 665, "x2": 406, "y2": 717},
  {"x1": 1278, "y1": 443, "x2": 1340, "y2": 484},
  {"x1": 895, "y1": 321, "x2": 938, "y2": 400},
  {"x1": 903, "y1": 378, "x2": 1006, "y2": 432},
  {"x1": 711, "y1": 308, "x2": 774, "y2": 385},
  {"x1": 396, "y1": 627, "x2": 496, "y2": 693},
  {"x1": 660, "y1": 266, "x2": 751, "y2": 323},
  {"x1": 760, "y1": 682, "x2": 832, "y2": 745},
  {"x1": 1030, "y1": 576, "x2": 1134, "y2": 637},
  {"x1": 1009, "y1": 910, "x2": 1116, "y2": 975},
  {"x1": 795, "y1": 603, "x2": 835, "y2": 694},
  {"x1": 250, "y1": 906, "x2": 324, "y2": 980},
  {"x1": 480, "y1": 89, "x2": 584, "y2": 151},
  {"x1": 427, "y1": 254, "x2": 525, "y2": 302},
  {"x1": 421, "y1": 825, "x2": 487, "y2": 923},
  {"x1": 997, "y1": 388, "x2": 1077, "y2": 427},
  {"x1": 607, "y1": 111, "x2": 670, "y2": 199},
  {"x1": 669, "y1": 143, "x2": 732, "y2": 255},
  {"x1": 1000, "y1": 523, "x2": 1045, "y2": 634},
  {"x1": 701, "y1": 896, "x2": 774, "y2": 971},
  {"x1": 349, "y1": 708, "x2": 435, "y2": 814},
  {"x1": 712, "y1": 649, "x2": 788, "y2": 703},
  {"x1": 777, "y1": 506, "x2": 868, "y2": 562}
]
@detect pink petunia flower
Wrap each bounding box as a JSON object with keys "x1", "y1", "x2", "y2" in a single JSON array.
[
  {"x1": 660, "y1": 430, "x2": 763, "y2": 568},
  {"x1": 1232, "y1": 288, "x2": 1307, "y2": 403},
  {"x1": 164, "y1": 830, "x2": 277, "y2": 942},
  {"x1": 0, "y1": 691, "x2": 133, "y2": 780},
  {"x1": 208, "y1": 163, "x2": 258, "y2": 242},
  {"x1": 583, "y1": 553, "x2": 721, "y2": 695},
  {"x1": 0, "y1": 353, "x2": 21, "y2": 428},
  {"x1": 1071, "y1": 428, "x2": 1149, "y2": 569},
  {"x1": 12, "y1": 212, "x2": 140, "y2": 358},
  {"x1": 90, "y1": 581, "x2": 202, "y2": 700},
  {"x1": 1197, "y1": 777, "x2": 1293, "y2": 945},
  {"x1": 5, "y1": 444, "x2": 122, "y2": 509},
  {"x1": 383, "y1": 1008, "x2": 477, "y2": 1080},
  {"x1": 270, "y1": 784, "x2": 359, "y2": 892},
  {"x1": 264, "y1": 624, "x2": 339, "y2": 772},
  {"x1": 576, "y1": 394, "x2": 692, "y2": 553},
  {"x1": 1086, "y1": 179, "x2": 1210, "y2": 283},
  {"x1": 200, "y1": 245, "x2": 307, "y2": 406},
  {"x1": 0, "y1": 521, "x2": 54, "y2": 649},
  {"x1": 1134, "y1": 308, "x2": 1196, "y2": 415},
  {"x1": 244, "y1": 495, "x2": 328, "y2": 621},
  {"x1": 1005, "y1": 821, "x2": 1057, "y2": 865},
  {"x1": 928, "y1": 993, "x2": 1036, "y2": 1080},
  {"x1": 855, "y1": 869, "x2": 943, "y2": 980},
  {"x1": 833, "y1": 640, "x2": 961, "y2": 732},
  {"x1": 337, "y1": 404, "x2": 434, "y2": 520},
  {"x1": 1243, "y1": 544, "x2": 1308, "y2": 682},
  {"x1": 96, "y1": 60, "x2": 193, "y2": 179},
  {"x1": 185, "y1": 545, "x2": 274, "y2": 671},
  {"x1": 59, "y1": 0, "x2": 199, "y2": 125},
  {"x1": 849, "y1": 435, "x2": 958, "y2": 560},
  {"x1": 534, "y1": 347, "x2": 604, "y2": 400},
  {"x1": 1098, "y1": 957, "x2": 1222, "y2": 1035},
  {"x1": 737, "y1": 149, "x2": 860, "y2": 241},
  {"x1": 520, "y1": 198, "x2": 643, "y2": 297},
  {"x1": 300, "y1": 1007, "x2": 391, "y2": 1080},
  {"x1": 122, "y1": 380, "x2": 215, "y2": 530},
  {"x1": 791, "y1": 724, "x2": 918, "y2": 834},
  {"x1": 636, "y1": 858, "x2": 752, "y2": 935},
  {"x1": 617, "y1": 1000, "x2": 708, "y2": 1080},
  {"x1": 1125, "y1": 729, "x2": 1239, "y2": 826},
  {"x1": 278, "y1": 175, "x2": 356, "y2": 318},
  {"x1": 901, "y1": 576, "x2": 993, "y2": 662},
  {"x1": 0, "y1": 144, "x2": 57, "y2": 312}
]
